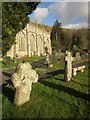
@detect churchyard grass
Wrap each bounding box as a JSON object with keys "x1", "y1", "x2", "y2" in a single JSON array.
[
  {"x1": 29, "y1": 55, "x2": 45, "y2": 63},
  {"x1": 1, "y1": 54, "x2": 89, "y2": 69},
  {"x1": 36, "y1": 60, "x2": 64, "y2": 75},
  {"x1": 0, "y1": 56, "x2": 45, "y2": 69},
  {"x1": 1, "y1": 66, "x2": 89, "y2": 118}
]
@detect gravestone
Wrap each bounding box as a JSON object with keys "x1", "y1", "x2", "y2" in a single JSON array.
[
  {"x1": 46, "y1": 53, "x2": 50, "y2": 66},
  {"x1": 52, "y1": 50, "x2": 64, "y2": 61},
  {"x1": 15, "y1": 54, "x2": 19, "y2": 63},
  {"x1": 75, "y1": 52, "x2": 81, "y2": 61},
  {"x1": 64, "y1": 51, "x2": 73, "y2": 81},
  {"x1": 11, "y1": 62, "x2": 38, "y2": 106},
  {"x1": 6, "y1": 56, "x2": 10, "y2": 67},
  {"x1": 45, "y1": 47, "x2": 50, "y2": 67}
]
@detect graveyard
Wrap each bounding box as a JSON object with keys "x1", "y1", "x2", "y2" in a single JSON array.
[
  {"x1": 1, "y1": 2, "x2": 90, "y2": 119},
  {"x1": 1, "y1": 52, "x2": 90, "y2": 119}
]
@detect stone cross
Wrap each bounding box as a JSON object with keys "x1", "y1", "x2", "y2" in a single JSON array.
[
  {"x1": 11, "y1": 62, "x2": 38, "y2": 106},
  {"x1": 64, "y1": 51, "x2": 73, "y2": 81}
]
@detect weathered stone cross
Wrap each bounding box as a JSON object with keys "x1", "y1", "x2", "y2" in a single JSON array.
[
  {"x1": 11, "y1": 62, "x2": 38, "y2": 106},
  {"x1": 64, "y1": 51, "x2": 73, "y2": 81}
]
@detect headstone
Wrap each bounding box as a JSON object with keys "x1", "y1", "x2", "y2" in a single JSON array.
[
  {"x1": 75, "y1": 52, "x2": 81, "y2": 61},
  {"x1": 45, "y1": 47, "x2": 50, "y2": 67},
  {"x1": 52, "y1": 50, "x2": 64, "y2": 61},
  {"x1": 46, "y1": 53, "x2": 50, "y2": 64},
  {"x1": 11, "y1": 62, "x2": 38, "y2": 106},
  {"x1": 15, "y1": 54, "x2": 19, "y2": 62},
  {"x1": 64, "y1": 51, "x2": 73, "y2": 81},
  {"x1": 6, "y1": 56, "x2": 10, "y2": 67}
]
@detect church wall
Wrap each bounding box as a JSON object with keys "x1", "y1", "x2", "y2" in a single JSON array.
[{"x1": 7, "y1": 22, "x2": 52, "y2": 58}]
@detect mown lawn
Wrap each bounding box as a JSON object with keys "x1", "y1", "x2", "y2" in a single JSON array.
[
  {"x1": 1, "y1": 67, "x2": 89, "y2": 119},
  {"x1": 0, "y1": 56, "x2": 45, "y2": 69}
]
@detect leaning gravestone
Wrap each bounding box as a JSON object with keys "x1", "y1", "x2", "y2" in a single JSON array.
[
  {"x1": 11, "y1": 62, "x2": 38, "y2": 106},
  {"x1": 64, "y1": 51, "x2": 73, "y2": 81}
]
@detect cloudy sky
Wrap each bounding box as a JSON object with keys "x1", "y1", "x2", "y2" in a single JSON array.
[{"x1": 29, "y1": 0, "x2": 89, "y2": 28}]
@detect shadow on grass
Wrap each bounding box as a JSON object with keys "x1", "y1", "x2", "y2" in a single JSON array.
[
  {"x1": 31, "y1": 58, "x2": 46, "y2": 69},
  {"x1": 47, "y1": 69, "x2": 65, "y2": 75},
  {"x1": 2, "y1": 68, "x2": 16, "y2": 81},
  {"x1": 39, "y1": 80, "x2": 89, "y2": 101},
  {"x1": 0, "y1": 83, "x2": 15, "y2": 103},
  {"x1": 39, "y1": 69, "x2": 65, "y2": 79},
  {"x1": 2, "y1": 72, "x2": 12, "y2": 78}
]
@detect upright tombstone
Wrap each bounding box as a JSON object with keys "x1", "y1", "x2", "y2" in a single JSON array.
[
  {"x1": 75, "y1": 52, "x2": 81, "y2": 61},
  {"x1": 64, "y1": 51, "x2": 73, "y2": 81},
  {"x1": 6, "y1": 56, "x2": 11, "y2": 67},
  {"x1": 45, "y1": 47, "x2": 50, "y2": 67},
  {"x1": 11, "y1": 62, "x2": 38, "y2": 106}
]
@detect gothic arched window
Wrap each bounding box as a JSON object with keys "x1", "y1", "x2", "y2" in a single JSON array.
[{"x1": 19, "y1": 31, "x2": 25, "y2": 51}]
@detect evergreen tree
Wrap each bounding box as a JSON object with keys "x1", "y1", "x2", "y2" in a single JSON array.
[
  {"x1": 50, "y1": 20, "x2": 65, "y2": 50},
  {"x1": 51, "y1": 20, "x2": 62, "y2": 49},
  {"x1": 71, "y1": 30, "x2": 82, "y2": 53},
  {"x1": 2, "y1": 2, "x2": 39, "y2": 56}
]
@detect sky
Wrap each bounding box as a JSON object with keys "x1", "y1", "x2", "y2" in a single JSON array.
[{"x1": 29, "y1": 0, "x2": 89, "y2": 28}]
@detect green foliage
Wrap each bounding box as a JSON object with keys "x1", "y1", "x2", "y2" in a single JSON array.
[
  {"x1": 72, "y1": 34, "x2": 81, "y2": 47},
  {"x1": 50, "y1": 20, "x2": 64, "y2": 50},
  {"x1": 72, "y1": 45, "x2": 78, "y2": 53},
  {"x1": 51, "y1": 24, "x2": 88, "y2": 54},
  {"x1": 71, "y1": 29, "x2": 88, "y2": 53},
  {"x1": 51, "y1": 20, "x2": 70, "y2": 51},
  {"x1": 2, "y1": 2, "x2": 39, "y2": 56}
]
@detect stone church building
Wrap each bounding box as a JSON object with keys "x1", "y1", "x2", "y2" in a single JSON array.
[{"x1": 7, "y1": 22, "x2": 52, "y2": 58}]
